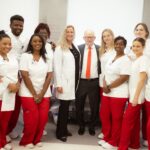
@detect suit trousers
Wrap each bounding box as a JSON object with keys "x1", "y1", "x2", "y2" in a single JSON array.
[
  {"x1": 118, "y1": 103, "x2": 142, "y2": 150},
  {"x1": 76, "y1": 79, "x2": 100, "y2": 129},
  {"x1": 56, "y1": 100, "x2": 71, "y2": 138},
  {"x1": 0, "y1": 101, "x2": 12, "y2": 148},
  {"x1": 19, "y1": 97, "x2": 50, "y2": 145}
]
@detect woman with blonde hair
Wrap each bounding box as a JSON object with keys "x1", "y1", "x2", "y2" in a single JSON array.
[
  {"x1": 54, "y1": 25, "x2": 80, "y2": 142},
  {"x1": 98, "y1": 29, "x2": 116, "y2": 140}
]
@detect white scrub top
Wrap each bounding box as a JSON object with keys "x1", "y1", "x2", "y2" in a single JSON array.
[
  {"x1": 104, "y1": 55, "x2": 131, "y2": 98},
  {"x1": 19, "y1": 53, "x2": 52, "y2": 97}
]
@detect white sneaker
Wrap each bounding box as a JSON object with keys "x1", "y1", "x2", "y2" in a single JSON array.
[
  {"x1": 6, "y1": 136, "x2": 11, "y2": 143},
  {"x1": 143, "y1": 140, "x2": 148, "y2": 147},
  {"x1": 9, "y1": 131, "x2": 19, "y2": 139},
  {"x1": 43, "y1": 130, "x2": 47, "y2": 136},
  {"x1": 98, "y1": 133, "x2": 104, "y2": 139},
  {"x1": 4, "y1": 144, "x2": 12, "y2": 150},
  {"x1": 98, "y1": 139, "x2": 106, "y2": 146},
  {"x1": 102, "y1": 142, "x2": 117, "y2": 149},
  {"x1": 25, "y1": 143, "x2": 34, "y2": 149},
  {"x1": 36, "y1": 142, "x2": 43, "y2": 147}
]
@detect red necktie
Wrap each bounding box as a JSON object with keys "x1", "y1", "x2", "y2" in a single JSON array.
[{"x1": 86, "y1": 46, "x2": 91, "y2": 79}]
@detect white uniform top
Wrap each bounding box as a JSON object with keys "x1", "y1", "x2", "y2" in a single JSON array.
[
  {"x1": 45, "y1": 42, "x2": 54, "y2": 62},
  {"x1": 103, "y1": 55, "x2": 131, "y2": 98},
  {"x1": 19, "y1": 53, "x2": 52, "y2": 97},
  {"x1": 0, "y1": 54, "x2": 18, "y2": 111},
  {"x1": 129, "y1": 55, "x2": 148, "y2": 104},
  {"x1": 144, "y1": 39, "x2": 150, "y2": 58},
  {"x1": 54, "y1": 46, "x2": 79, "y2": 100},
  {"x1": 81, "y1": 45, "x2": 98, "y2": 79},
  {"x1": 99, "y1": 49, "x2": 116, "y2": 87},
  {"x1": 7, "y1": 32, "x2": 26, "y2": 61},
  {"x1": 144, "y1": 61, "x2": 150, "y2": 101},
  {"x1": 45, "y1": 42, "x2": 54, "y2": 85}
]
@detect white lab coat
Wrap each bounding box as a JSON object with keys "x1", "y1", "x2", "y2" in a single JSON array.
[{"x1": 54, "y1": 45, "x2": 79, "y2": 100}]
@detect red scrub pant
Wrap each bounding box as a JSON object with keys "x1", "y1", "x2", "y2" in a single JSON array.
[
  {"x1": 100, "y1": 96, "x2": 127, "y2": 146},
  {"x1": 19, "y1": 97, "x2": 50, "y2": 145},
  {"x1": 118, "y1": 103, "x2": 142, "y2": 150},
  {"x1": 142, "y1": 102, "x2": 147, "y2": 141},
  {"x1": 0, "y1": 101, "x2": 12, "y2": 148},
  {"x1": 7, "y1": 94, "x2": 21, "y2": 134},
  {"x1": 145, "y1": 100, "x2": 150, "y2": 150}
]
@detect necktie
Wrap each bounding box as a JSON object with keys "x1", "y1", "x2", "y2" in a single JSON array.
[{"x1": 86, "y1": 46, "x2": 91, "y2": 79}]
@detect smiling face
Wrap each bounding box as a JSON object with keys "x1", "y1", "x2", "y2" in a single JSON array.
[
  {"x1": 132, "y1": 40, "x2": 144, "y2": 57},
  {"x1": 114, "y1": 39, "x2": 125, "y2": 54},
  {"x1": 10, "y1": 20, "x2": 24, "y2": 36},
  {"x1": 134, "y1": 24, "x2": 148, "y2": 39},
  {"x1": 102, "y1": 31, "x2": 114, "y2": 47},
  {"x1": 31, "y1": 35, "x2": 43, "y2": 52},
  {"x1": 84, "y1": 30, "x2": 95, "y2": 47},
  {"x1": 66, "y1": 27, "x2": 74, "y2": 43},
  {"x1": 0, "y1": 37, "x2": 11, "y2": 56},
  {"x1": 38, "y1": 29, "x2": 49, "y2": 42}
]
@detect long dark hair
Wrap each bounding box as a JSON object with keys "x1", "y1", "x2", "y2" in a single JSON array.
[{"x1": 26, "y1": 34, "x2": 47, "y2": 62}]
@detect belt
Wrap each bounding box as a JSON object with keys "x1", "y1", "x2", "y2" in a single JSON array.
[{"x1": 81, "y1": 78, "x2": 98, "y2": 81}]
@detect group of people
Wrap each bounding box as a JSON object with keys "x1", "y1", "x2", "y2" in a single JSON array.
[
  {"x1": 98, "y1": 23, "x2": 150, "y2": 150},
  {"x1": 0, "y1": 14, "x2": 150, "y2": 150}
]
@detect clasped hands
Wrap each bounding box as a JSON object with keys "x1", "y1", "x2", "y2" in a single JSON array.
[
  {"x1": 33, "y1": 93, "x2": 44, "y2": 104},
  {"x1": 103, "y1": 85, "x2": 111, "y2": 94}
]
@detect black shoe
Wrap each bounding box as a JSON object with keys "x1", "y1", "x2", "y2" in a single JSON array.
[
  {"x1": 78, "y1": 127, "x2": 85, "y2": 135},
  {"x1": 89, "y1": 128, "x2": 95, "y2": 136},
  {"x1": 67, "y1": 131, "x2": 72, "y2": 136},
  {"x1": 57, "y1": 136, "x2": 67, "y2": 142}
]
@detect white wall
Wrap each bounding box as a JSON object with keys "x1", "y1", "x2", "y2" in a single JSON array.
[
  {"x1": 0, "y1": 0, "x2": 39, "y2": 38},
  {"x1": 39, "y1": 0, "x2": 68, "y2": 43},
  {"x1": 67, "y1": 0, "x2": 144, "y2": 46}
]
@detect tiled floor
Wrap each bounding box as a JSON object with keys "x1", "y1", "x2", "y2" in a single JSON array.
[{"x1": 9, "y1": 122, "x2": 148, "y2": 150}]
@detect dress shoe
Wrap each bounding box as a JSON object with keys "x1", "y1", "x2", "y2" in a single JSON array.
[
  {"x1": 89, "y1": 128, "x2": 95, "y2": 136},
  {"x1": 78, "y1": 127, "x2": 85, "y2": 135},
  {"x1": 57, "y1": 136, "x2": 67, "y2": 142},
  {"x1": 67, "y1": 131, "x2": 72, "y2": 136}
]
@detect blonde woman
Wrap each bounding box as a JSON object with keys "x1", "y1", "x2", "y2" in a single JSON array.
[
  {"x1": 54, "y1": 25, "x2": 80, "y2": 142},
  {"x1": 98, "y1": 29, "x2": 116, "y2": 140}
]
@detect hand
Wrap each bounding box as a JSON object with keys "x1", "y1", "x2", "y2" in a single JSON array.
[
  {"x1": 132, "y1": 99, "x2": 138, "y2": 107},
  {"x1": 33, "y1": 94, "x2": 41, "y2": 104},
  {"x1": 0, "y1": 75, "x2": 3, "y2": 83},
  {"x1": 8, "y1": 83, "x2": 18, "y2": 93},
  {"x1": 57, "y1": 87, "x2": 63, "y2": 93},
  {"x1": 36, "y1": 92, "x2": 44, "y2": 103},
  {"x1": 103, "y1": 85, "x2": 111, "y2": 94}
]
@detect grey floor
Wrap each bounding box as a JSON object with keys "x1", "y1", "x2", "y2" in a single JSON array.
[{"x1": 10, "y1": 121, "x2": 148, "y2": 150}]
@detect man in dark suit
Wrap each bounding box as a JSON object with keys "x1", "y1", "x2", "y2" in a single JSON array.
[{"x1": 76, "y1": 30, "x2": 101, "y2": 136}]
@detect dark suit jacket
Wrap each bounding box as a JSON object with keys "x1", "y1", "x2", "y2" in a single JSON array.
[{"x1": 78, "y1": 44, "x2": 101, "y2": 76}]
